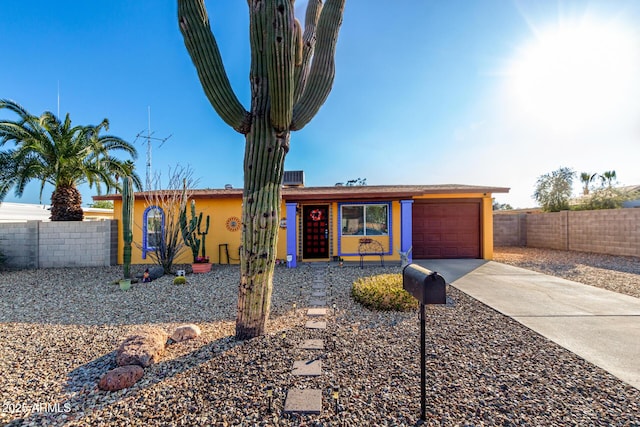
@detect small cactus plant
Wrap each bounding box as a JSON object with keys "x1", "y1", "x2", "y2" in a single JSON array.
[
  {"x1": 122, "y1": 176, "x2": 134, "y2": 279},
  {"x1": 173, "y1": 276, "x2": 187, "y2": 285},
  {"x1": 180, "y1": 199, "x2": 210, "y2": 263}
]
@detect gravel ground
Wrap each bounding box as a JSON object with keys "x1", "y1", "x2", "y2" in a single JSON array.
[
  {"x1": 1, "y1": 256, "x2": 639, "y2": 426},
  {"x1": 494, "y1": 247, "x2": 640, "y2": 299}
]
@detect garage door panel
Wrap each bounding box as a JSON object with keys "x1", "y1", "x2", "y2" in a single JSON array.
[{"x1": 412, "y1": 201, "x2": 480, "y2": 259}]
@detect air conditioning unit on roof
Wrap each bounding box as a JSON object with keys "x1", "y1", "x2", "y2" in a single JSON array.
[{"x1": 283, "y1": 170, "x2": 304, "y2": 188}]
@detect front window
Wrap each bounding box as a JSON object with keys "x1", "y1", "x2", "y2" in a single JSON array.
[
  {"x1": 341, "y1": 203, "x2": 389, "y2": 236},
  {"x1": 143, "y1": 206, "x2": 164, "y2": 259}
]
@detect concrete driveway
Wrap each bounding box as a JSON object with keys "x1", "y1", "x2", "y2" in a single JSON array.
[{"x1": 413, "y1": 259, "x2": 640, "y2": 390}]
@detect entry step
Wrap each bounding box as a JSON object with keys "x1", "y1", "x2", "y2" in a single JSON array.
[
  {"x1": 307, "y1": 308, "x2": 327, "y2": 317},
  {"x1": 305, "y1": 320, "x2": 327, "y2": 329},
  {"x1": 284, "y1": 389, "x2": 322, "y2": 415},
  {"x1": 292, "y1": 359, "x2": 322, "y2": 376},
  {"x1": 299, "y1": 339, "x2": 324, "y2": 350}
]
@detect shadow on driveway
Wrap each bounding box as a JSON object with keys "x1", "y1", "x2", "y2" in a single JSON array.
[{"x1": 411, "y1": 259, "x2": 487, "y2": 283}]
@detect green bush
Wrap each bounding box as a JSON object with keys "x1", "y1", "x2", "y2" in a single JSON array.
[
  {"x1": 173, "y1": 276, "x2": 187, "y2": 285},
  {"x1": 351, "y1": 274, "x2": 418, "y2": 311}
]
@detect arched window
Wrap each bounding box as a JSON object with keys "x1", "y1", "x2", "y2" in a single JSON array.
[{"x1": 142, "y1": 206, "x2": 164, "y2": 259}]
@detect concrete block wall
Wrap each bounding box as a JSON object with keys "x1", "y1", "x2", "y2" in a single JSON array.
[
  {"x1": 494, "y1": 208, "x2": 640, "y2": 257},
  {"x1": 493, "y1": 214, "x2": 526, "y2": 246},
  {"x1": 0, "y1": 220, "x2": 117, "y2": 269},
  {"x1": 0, "y1": 221, "x2": 39, "y2": 269},
  {"x1": 568, "y1": 209, "x2": 640, "y2": 257},
  {"x1": 526, "y1": 211, "x2": 568, "y2": 250}
]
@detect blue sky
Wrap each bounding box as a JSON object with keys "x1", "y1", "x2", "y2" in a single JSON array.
[{"x1": 1, "y1": 0, "x2": 639, "y2": 208}]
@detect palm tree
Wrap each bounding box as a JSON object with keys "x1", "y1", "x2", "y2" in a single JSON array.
[
  {"x1": 599, "y1": 170, "x2": 617, "y2": 188},
  {"x1": 579, "y1": 172, "x2": 597, "y2": 195},
  {"x1": 0, "y1": 99, "x2": 141, "y2": 220}
]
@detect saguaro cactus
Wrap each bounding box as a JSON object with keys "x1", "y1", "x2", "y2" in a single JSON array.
[
  {"x1": 122, "y1": 176, "x2": 134, "y2": 279},
  {"x1": 180, "y1": 199, "x2": 210, "y2": 262},
  {"x1": 178, "y1": 0, "x2": 346, "y2": 339}
]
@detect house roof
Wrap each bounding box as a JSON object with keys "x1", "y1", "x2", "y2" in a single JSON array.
[
  {"x1": 94, "y1": 184, "x2": 509, "y2": 202},
  {"x1": 0, "y1": 202, "x2": 113, "y2": 222}
]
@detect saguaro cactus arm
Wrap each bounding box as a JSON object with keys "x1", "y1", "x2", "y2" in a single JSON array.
[
  {"x1": 291, "y1": 0, "x2": 345, "y2": 131},
  {"x1": 178, "y1": 0, "x2": 252, "y2": 134},
  {"x1": 293, "y1": 0, "x2": 322, "y2": 104},
  {"x1": 266, "y1": 0, "x2": 296, "y2": 131}
]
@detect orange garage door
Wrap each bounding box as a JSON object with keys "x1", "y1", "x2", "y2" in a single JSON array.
[{"x1": 412, "y1": 200, "x2": 480, "y2": 259}]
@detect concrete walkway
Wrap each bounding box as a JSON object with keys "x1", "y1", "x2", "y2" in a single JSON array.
[{"x1": 414, "y1": 259, "x2": 640, "y2": 390}]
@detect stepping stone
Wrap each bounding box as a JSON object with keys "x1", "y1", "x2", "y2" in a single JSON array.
[
  {"x1": 307, "y1": 308, "x2": 327, "y2": 317},
  {"x1": 292, "y1": 359, "x2": 322, "y2": 376},
  {"x1": 305, "y1": 320, "x2": 327, "y2": 329},
  {"x1": 312, "y1": 283, "x2": 326, "y2": 290},
  {"x1": 284, "y1": 389, "x2": 322, "y2": 415},
  {"x1": 309, "y1": 299, "x2": 326, "y2": 307},
  {"x1": 299, "y1": 339, "x2": 324, "y2": 350},
  {"x1": 311, "y1": 291, "x2": 327, "y2": 298}
]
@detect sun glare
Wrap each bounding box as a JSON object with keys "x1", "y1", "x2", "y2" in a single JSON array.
[{"x1": 508, "y1": 18, "x2": 639, "y2": 131}]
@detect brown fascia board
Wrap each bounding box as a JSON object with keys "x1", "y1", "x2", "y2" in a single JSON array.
[
  {"x1": 92, "y1": 185, "x2": 510, "y2": 202},
  {"x1": 282, "y1": 185, "x2": 510, "y2": 201}
]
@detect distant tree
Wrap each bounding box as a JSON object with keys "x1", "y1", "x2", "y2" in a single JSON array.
[
  {"x1": 336, "y1": 177, "x2": 367, "y2": 186},
  {"x1": 346, "y1": 177, "x2": 367, "y2": 186},
  {"x1": 573, "y1": 186, "x2": 637, "y2": 210},
  {"x1": 574, "y1": 170, "x2": 636, "y2": 210},
  {"x1": 533, "y1": 167, "x2": 575, "y2": 212},
  {"x1": 90, "y1": 200, "x2": 114, "y2": 209},
  {"x1": 579, "y1": 172, "x2": 597, "y2": 195},
  {"x1": 0, "y1": 99, "x2": 141, "y2": 220},
  {"x1": 492, "y1": 199, "x2": 513, "y2": 211}
]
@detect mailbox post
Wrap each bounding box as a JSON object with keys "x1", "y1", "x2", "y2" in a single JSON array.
[{"x1": 402, "y1": 264, "x2": 446, "y2": 422}]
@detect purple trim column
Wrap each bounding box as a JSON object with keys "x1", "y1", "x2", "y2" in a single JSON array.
[
  {"x1": 286, "y1": 202, "x2": 298, "y2": 268},
  {"x1": 400, "y1": 200, "x2": 414, "y2": 263}
]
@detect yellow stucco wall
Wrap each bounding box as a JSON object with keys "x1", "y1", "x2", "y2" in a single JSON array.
[
  {"x1": 114, "y1": 196, "x2": 288, "y2": 265},
  {"x1": 113, "y1": 191, "x2": 495, "y2": 265}
]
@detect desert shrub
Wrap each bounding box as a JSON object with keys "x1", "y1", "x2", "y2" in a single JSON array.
[
  {"x1": 173, "y1": 276, "x2": 187, "y2": 285},
  {"x1": 351, "y1": 274, "x2": 418, "y2": 311}
]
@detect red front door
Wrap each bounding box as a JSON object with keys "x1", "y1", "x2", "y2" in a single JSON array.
[{"x1": 302, "y1": 205, "x2": 329, "y2": 259}]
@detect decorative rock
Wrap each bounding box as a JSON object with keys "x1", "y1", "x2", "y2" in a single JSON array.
[
  {"x1": 116, "y1": 328, "x2": 168, "y2": 367},
  {"x1": 98, "y1": 365, "x2": 144, "y2": 391},
  {"x1": 170, "y1": 324, "x2": 201, "y2": 343},
  {"x1": 148, "y1": 266, "x2": 165, "y2": 280}
]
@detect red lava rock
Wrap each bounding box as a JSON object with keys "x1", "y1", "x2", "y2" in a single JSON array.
[
  {"x1": 116, "y1": 328, "x2": 168, "y2": 367},
  {"x1": 98, "y1": 365, "x2": 144, "y2": 391},
  {"x1": 170, "y1": 324, "x2": 202, "y2": 343}
]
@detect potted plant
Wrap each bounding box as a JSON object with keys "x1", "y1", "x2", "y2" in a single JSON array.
[{"x1": 180, "y1": 196, "x2": 211, "y2": 273}]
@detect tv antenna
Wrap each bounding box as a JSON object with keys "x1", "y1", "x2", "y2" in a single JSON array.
[{"x1": 134, "y1": 106, "x2": 172, "y2": 190}]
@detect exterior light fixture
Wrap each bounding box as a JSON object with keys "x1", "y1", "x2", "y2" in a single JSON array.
[
  {"x1": 265, "y1": 384, "x2": 274, "y2": 413},
  {"x1": 332, "y1": 384, "x2": 339, "y2": 413}
]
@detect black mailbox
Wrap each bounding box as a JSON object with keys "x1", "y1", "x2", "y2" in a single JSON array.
[{"x1": 403, "y1": 264, "x2": 446, "y2": 305}]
